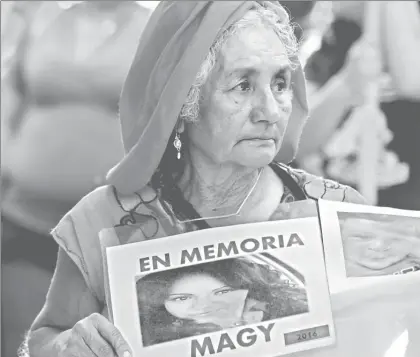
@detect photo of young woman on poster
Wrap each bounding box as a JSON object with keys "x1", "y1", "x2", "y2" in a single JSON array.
[
  {"x1": 136, "y1": 255, "x2": 308, "y2": 346},
  {"x1": 338, "y1": 212, "x2": 420, "y2": 277}
]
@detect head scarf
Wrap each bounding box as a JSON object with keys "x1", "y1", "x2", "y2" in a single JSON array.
[{"x1": 107, "y1": 1, "x2": 308, "y2": 195}]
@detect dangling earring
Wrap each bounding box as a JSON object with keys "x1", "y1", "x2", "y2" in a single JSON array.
[{"x1": 173, "y1": 132, "x2": 182, "y2": 160}]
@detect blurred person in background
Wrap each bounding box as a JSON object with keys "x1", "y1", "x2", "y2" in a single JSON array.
[
  {"x1": 295, "y1": 1, "x2": 420, "y2": 210},
  {"x1": 1, "y1": 1, "x2": 150, "y2": 356},
  {"x1": 279, "y1": 1, "x2": 317, "y2": 42},
  {"x1": 279, "y1": 1, "x2": 333, "y2": 66}
]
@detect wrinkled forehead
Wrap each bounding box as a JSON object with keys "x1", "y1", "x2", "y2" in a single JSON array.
[{"x1": 216, "y1": 25, "x2": 291, "y2": 78}]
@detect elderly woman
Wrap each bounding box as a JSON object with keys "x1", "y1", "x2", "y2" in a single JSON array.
[{"x1": 27, "y1": 2, "x2": 364, "y2": 357}]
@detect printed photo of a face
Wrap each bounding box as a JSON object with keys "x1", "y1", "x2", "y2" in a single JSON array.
[
  {"x1": 337, "y1": 212, "x2": 420, "y2": 277},
  {"x1": 164, "y1": 274, "x2": 249, "y2": 328},
  {"x1": 136, "y1": 255, "x2": 309, "y2": 347}
]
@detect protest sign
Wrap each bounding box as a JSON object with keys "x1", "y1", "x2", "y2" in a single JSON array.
[
  {"x1": 312, "y1": 200, "x2": 420, "y2": 357},
  {"x1": 318, "y1": 199, "x2": 420, "y2": 294},
  {"x1": 101, "y1": 207, "x2": 335, "y2": 357}
]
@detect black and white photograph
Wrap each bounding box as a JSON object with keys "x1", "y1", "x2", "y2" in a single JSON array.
[
  {"x1": 136, "y1": 254, "x2": 309, "y2": 347},
  {"x1": 103, "y1": 216, "x2": 335, "y2": 357},
  {"x1": 2, "y1": 1, "x2": 420, "y2": 357},
  {"x1": 337, "y1": 212, "x2": 420, "y2": 277},
  {"x1": 319, "y1": 200, "x2": 420, "y2": 292},
  {"x1": 318, "y1": 199, "x2": 420, "y2": 357}
]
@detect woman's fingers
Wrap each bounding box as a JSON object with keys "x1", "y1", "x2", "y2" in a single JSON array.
[
  {"x1": 64, "y1": 330, "x2": 97, "y2": 357},
  {"x1": 69, "y1": 313, "x2": 132, "y2": 357},
  {"x1": 91, "y1": 313, "x2": 132, "y2": 357},
  {"x1": 81, "y1": 326, "x2": 120, "y2": 357}
]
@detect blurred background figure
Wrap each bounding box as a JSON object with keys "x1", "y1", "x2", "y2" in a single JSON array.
[
  {"x1": 280, "y1": 1, "x2": 334, "y2": 66},
  {"x1": 296, "y1": 1, "x2": 420, "y2": 210},
  {"x1": 279, "y1": 1, "x2": 318, "y2": 42},
  {"x1": 1, "y1": 1, "x2": 151, "y2": 356}
]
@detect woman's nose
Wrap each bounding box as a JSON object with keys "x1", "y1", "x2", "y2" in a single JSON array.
[
  {"x1": 251, "y1": 89, "x2": 282, "y2": 124},
  {"x1": 191, "y1": 297, "x2": 212, "y2": 311}
]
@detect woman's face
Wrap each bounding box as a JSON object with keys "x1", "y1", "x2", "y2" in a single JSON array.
[
  {"x1": 164, "y1": 273, "x2": 248, "y2": 327},
  {"x1": 185, "y1": 24, "x2": 293, "y2": 169}
]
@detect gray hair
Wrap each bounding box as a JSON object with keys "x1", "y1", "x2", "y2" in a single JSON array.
[{"x1": 178, "y1": 3, "x2": 300, "y2": 123}]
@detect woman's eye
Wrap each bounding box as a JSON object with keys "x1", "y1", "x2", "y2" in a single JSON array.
[
  {"x1": 233, "y1": 80, "x2": 251, "y2": 92},
  {"x1": 214, "y1": 288, "x2": 234, "y2": 296},
  {"x1": 170, "y1": 296, "x2": 191, "y2": 302}
]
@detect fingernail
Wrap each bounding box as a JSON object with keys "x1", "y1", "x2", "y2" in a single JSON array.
[{"x1": 123, "y1": 351, "x2": 131, "y2": 357}]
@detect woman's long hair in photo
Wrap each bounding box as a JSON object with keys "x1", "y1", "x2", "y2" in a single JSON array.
[{"x1": 136, "y1": 257, "x2": 308, "y2": 346}]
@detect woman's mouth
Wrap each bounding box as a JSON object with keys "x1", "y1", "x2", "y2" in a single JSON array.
[
  {"x1": 194, "y1": 311, "x2": 213, "y2": 316},
  {"x1": 240, "y1": 137, "x2": 276, "y2": 144},
  {"x1": 192, "y1": 308, "x2": 224, "y2": 318}
]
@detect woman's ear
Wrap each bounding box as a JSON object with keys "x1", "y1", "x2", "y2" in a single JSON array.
[{"x1": 177, "y1": 119, "x2": 186, "y2": 134}]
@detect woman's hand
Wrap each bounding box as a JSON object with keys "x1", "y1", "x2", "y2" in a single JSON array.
[{"x1": 63, "y1": 313, "x2": 132, "y2": 357}]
